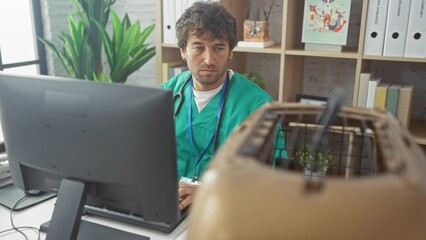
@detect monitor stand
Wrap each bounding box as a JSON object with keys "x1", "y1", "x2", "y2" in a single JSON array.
[
  {"x1": 0, "y1": 183, "x2": 55, "y2": 210},
  {"x1": 44, "y1": 178, "x2": 149, "y2": 240},
  {"x1": 40, "y1": 219, "x2": 149, "y2": 240}
]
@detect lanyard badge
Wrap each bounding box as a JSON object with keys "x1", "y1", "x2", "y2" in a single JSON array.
[
  {"x1": 179, "y1": 176, "x2": 202, "y2": 185},
  {"x1": 187, "y1": 76, "x2": 228, "y2": 181}
]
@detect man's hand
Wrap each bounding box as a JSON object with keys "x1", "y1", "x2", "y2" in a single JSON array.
[{"x1": 178, "y1": 183, "x2": 199, "y2": 209}]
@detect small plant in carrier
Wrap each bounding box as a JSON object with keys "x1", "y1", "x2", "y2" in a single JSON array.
[{"x1": 296, "y1": 145, "x2": 333, "y2": 173}]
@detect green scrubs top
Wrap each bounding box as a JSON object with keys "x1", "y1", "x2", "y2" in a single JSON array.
[{"x1": 161, "y1": 70, "x2": 273, "y2": 180}]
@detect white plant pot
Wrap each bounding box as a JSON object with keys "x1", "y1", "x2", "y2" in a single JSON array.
[{"x1": 304, "y1": 168, "x2": 326, "y2": 180}]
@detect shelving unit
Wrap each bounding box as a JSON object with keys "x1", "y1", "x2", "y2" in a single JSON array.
[{"x1": 155, "y1": 0, "x2": 426, "y2": 145}]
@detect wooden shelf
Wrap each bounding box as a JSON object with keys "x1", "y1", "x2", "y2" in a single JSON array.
[
  {"x1": 410, "y1": 119, "x2": 426, "y2": 145},
  {"x1": 156, "y1": 0, "x2": 425, "y2": 143},
  {"x1": 285, "y1": 48, "x2": 359, "y2": 59},
  {"x1": 363, "y1": 55, "x2": 426, "y2": 63},
  {"x1": 234, "y1": 45, "x2": 281, "y2": 55},
  {"x1": 162, "y1": 41, "x2": 283, "y2": 55},
  {"x1": 161, "y1": 44, "x2": 178, "y2": 48}
]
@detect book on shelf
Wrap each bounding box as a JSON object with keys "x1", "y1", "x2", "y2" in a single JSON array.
[
  {"x1": 357, "y1": 72, "x2": 373, "y2": 108},
  {"x1": 374, "y1": 83, "x2": 390, "y2": 110},
  {"x1": 396, "y1": 85, "x2": 414, "y2": 128},
  {"x1": 161, "y1": 60, "x2": 186, "y2": 82},
  {"x1": 385, "y1": 84, "x2": 401, "y2": 117},
  {"x1": 301, "y1": 0, "x2": 352, "y2": 51},
  {"x1": 237, "y1": 40, "x2": 275, "y2": 48},
  {"x1": 366, "y1": 75, "x2": 381, "y2": 109},
  {"x1": 168, "y1": 65, "x2": 188, "y2": 79}
]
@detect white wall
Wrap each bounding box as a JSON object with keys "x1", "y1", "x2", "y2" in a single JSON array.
[{"x1": 40, "y1": 0, "x2": 157, "y2": 87}]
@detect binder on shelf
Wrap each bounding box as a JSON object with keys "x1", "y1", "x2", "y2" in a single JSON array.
[
  {"x1": 374, "y1": 83, "x2": 390, "y2": 110},
  {"x1": 366, "y1": 75, "x2": 381, "y2": 109},
  {"x1": 162, "y1": 0, "x2": 176, "y2": 44},
  {"x1": 175, "y1": 0, "x2": 191, "y2": 27},
  {"x1": 188, "y1": 0, "x2": 198, "y2": 6},
  {"x1": 175, "y1": 0, "x2": 185, "y2": 22},
  {"x1": 385, "y1": 84, "x2": 401, "y2": 117},
  {"x1": 363, "y1": 0, "x2": 390, "y2": 56},
  {"x1": 383, "y1": 0, "x2": 412, "y2": 57},
  {"x1": 396, "y1": 85, "x2": 414, "y2": 128},
  {"x1": 357, "y1": 72, "x2": 373, "y2": 108},
  {"x1": 404, "y1": 0, "x2": 426, "y2": 58}
]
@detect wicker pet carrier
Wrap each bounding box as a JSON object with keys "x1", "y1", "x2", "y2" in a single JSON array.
[{"x1": 188, "y1": 101, "x2": 426, "y2": 240}]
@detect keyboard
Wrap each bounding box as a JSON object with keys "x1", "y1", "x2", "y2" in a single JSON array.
[{"x1": 83, "y1": 204, "x2": 188, "y2": 233}]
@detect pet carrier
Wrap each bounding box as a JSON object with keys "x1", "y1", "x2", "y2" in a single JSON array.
[{"x1": 188, "y1": 101, "x2": 426, "y2": 240}]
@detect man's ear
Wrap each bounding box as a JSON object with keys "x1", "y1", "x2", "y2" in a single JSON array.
[
  {"x1": 180, "y1": 48, "x2": 187, "y2": 61},
  {"x1": 229, "y1": 51, "x2": 234, "y2": 60}
]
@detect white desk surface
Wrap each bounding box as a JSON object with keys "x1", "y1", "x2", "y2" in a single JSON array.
[{"x1": 0, "y1": 197, "x2": 188, "y2": 240}]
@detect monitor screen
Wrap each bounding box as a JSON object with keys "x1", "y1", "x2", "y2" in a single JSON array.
[{"x1": 0, "y1": 72, "x2": 181, "y2": 238}]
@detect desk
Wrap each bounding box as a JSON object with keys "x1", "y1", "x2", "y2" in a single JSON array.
[{"x1": 0, "y1": 197, "x2": 188, "y2": 240}]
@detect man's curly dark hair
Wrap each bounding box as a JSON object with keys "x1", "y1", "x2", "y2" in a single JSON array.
[{"x1": 175, "y1": 1, "x2": 237, "y2": 50}]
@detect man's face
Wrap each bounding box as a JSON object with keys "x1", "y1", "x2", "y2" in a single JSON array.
[{"x1": 180, "y1": 33, "x2": 233, "y2": 91}]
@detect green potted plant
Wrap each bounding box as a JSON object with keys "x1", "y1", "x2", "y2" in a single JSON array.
[
  {"x1": 241, "y1": 71, "x2": 265, "y2": 89},
  {"x1": 39, "y1": 0, "x2": 155, "y2": 83},
  {"x1": 296, "y1": 145, "x2": 333, "y2": 177}
]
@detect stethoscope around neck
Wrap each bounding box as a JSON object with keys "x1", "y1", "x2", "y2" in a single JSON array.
[{"x1": 172, "y1": 71, "x2": 230, "y2": 180}]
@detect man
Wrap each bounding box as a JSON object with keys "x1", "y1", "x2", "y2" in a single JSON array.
[{"x1": 161, "y1": 1, "x2": 272, "y2": 209}]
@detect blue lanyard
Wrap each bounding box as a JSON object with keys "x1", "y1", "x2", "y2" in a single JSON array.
[{"x1": 187, "y1": 76, "x2": 228, "y2": 181}]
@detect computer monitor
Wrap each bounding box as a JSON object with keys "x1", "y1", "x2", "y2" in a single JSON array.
[
  {"x1": 0, "y1": 72, "x2": 182, "y2": 239},
  {"x1": 0, "y1": 121, "x2": 3, "y2": 142},
  {"x1": 0, "y1": 123, "x2": 4, "y2": 153},
  {"x1": 0, "y1": 118, "x2": 4, "y2": 152}
]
